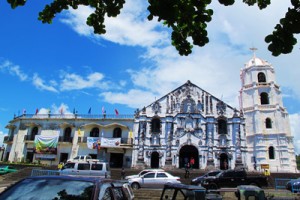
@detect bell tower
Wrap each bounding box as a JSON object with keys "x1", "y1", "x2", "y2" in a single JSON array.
[{"x1": 240, "y1": 51, "x2": 297, "y2": 172}]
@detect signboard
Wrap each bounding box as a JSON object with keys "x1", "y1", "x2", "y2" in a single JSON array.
[
  {"x1": 35, "y1": 154, "x2": 56, "y2": 160},
  {"x1": 34, "y1": 135, "x2": 58, "y2": 154},
  {"x1": 101, "y1": 138, "x2": 121, "y2": 147},
  {"x1": 87, "y1": 137, "x2": 101, "y2": 150},
  {"x1": 261, "y1": 164, "x2": 270, "y2": 169}
]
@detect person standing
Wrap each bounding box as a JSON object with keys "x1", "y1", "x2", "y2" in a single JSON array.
[
  {"x1": 185, "y1": 163, "x2": 190, "y2": 179},
  {"x1": 190, "y1": 157, "x2": 195, "y2": 169},
  {"x1": 121, "y1": 167, "x2": 126, "y2": 179}
]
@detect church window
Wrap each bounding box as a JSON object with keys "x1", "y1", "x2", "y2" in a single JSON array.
[
  {"x1": 113, "y1": 127, "x2": 122, "y2": 138},
  {"x1": 90, "y1": 127, "x2": 99, "y2": 137},
  {"x1": 218, "y1": 119, "x2": 227, "y2": 134},
  {"x1": 265, "y1": 118, "x2": 272, "y2": 129},
  {"x1": 151, "y1": 118, "x2": 161, "y2": 133},
  {"x1": 258, "y1": 72, "x2": 266, "y2": 83},
  {"x1": 30, "y1": 127, "x2": 38, "y2": 140},
  {"x1": 268, "y1": 146, "x2": 275, "y2": 159},
  {"x1": 63, "y1": 127, "x2": 72, "y2": 142},
  {"x1": 260, "y1": 92, "x2": 269, "y2": 105}
]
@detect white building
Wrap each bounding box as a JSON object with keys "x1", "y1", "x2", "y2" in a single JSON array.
[{"x1": 3, "y1": 56, "x2": 297, "y2": 172}]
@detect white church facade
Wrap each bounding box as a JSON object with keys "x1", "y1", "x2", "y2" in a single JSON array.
[{"x1": 3, "y1": 56, "x2": 297, "y2": 172}]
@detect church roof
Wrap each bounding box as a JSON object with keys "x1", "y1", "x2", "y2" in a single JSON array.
[{"x1": 244, "y1": 56, "x2": 272, "y2": 69}]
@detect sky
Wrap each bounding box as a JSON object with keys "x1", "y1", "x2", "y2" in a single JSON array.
[{"x1": 0, "y1": 1, "x2": 299, "y2": 153}]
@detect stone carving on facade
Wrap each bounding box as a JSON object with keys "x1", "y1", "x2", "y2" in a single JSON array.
[
  {"x1": 152, "y1": 101, "x2": 161, "y2": 114},
  {"x1": 216, "y1": 100, "x2": 227, "y2": 115},
  {"x1": 138, "y1": 121, "x2": 146, "y2": 161}
]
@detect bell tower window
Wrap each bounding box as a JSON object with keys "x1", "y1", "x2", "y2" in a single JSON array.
[
  {"x1": 268, "y1": 146, "x2": 275, "y2": 159},
  {"x1": 258, "y1": 72, "x2": 266, "y2": 83},
  {"x1": 265, "y1": 118, "x2": 272, "y2": 129},
  {"x1": 260, "y1": 92, "x2": 269, "y2": 105}
]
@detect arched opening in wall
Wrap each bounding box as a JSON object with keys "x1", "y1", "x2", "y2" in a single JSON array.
[
  {"x1": 218, "y1": 119, "x2": 227, "y2": 134},
  {"x1": 260, "y1": 92, "x2": 269, "y2": 105},
  {"x1": 30, "y1": 127, "x2": 38, "y2": 140},
  {"x1": 220, "y1": 153, "x2": 229, "y2": 170},
  {"x1": 90, "y1": 127, "x2": 99, "y2": 137},
  {"x1": 151, "y1": 151, "x2": 159, "y2": 168},
  {"x1": 113, "y1": 127, "x2": 122, "y2": 138},
  {"x1": 179, "y1": 145, "x2": 199, "y2": 169},
  {"x1": 151, "y1": 118, "x2": 161, "y2": 133},
  {"x1": 63, "y1": 127, "x2": 72, "y2": 142},
  {"x1": 268, "y1": 146, "x2": 275, "y2": 159},
  {"x1": 265, "y1": 118, "x2": 272, "y2": 129},
  {"x1": 258, "y1": 72, "x2": 266, "y2": 83}
]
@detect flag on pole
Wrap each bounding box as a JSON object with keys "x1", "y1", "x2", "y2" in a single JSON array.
[
  {"x1": 35, "y1": 108, "x2": 39, "y2": 115},
  {"x1": 102, "y1": 106, "x2": 106, "y2": 114},
  {"x1": 115, "y1": 109, "x2": 119, "y2": 116},
  {"x1": 73, "y1": 108, "x2": 76, "y2": 114},
  {"x1": 88, "y1": 107, "x2": 91, "y2": 114},
  {"x1": 22, "y1": 109, "x2": 26, "y2": 115}
]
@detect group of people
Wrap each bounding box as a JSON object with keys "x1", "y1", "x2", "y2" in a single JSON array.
[{"x1": 184, "y1": 157, "x2": 195, "y2": 178}]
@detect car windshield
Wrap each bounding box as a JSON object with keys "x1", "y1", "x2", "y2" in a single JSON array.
[{"x1": 0, "y1": 178, "x2": 94, "y2": 200}]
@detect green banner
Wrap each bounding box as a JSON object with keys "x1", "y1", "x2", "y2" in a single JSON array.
[{"x1": 34, "y1": 135, "x2": 58, "y2": 154}]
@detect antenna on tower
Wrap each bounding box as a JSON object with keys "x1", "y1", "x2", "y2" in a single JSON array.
[{"x1": 250, "y1": 47, "x2": 258, "y2": 58}]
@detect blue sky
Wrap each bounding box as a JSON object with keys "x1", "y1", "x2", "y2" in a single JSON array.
[{"x1": 0, "y1": 1, "x2": 300, "y2": 152}]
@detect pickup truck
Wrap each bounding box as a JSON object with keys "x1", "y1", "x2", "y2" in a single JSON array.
[{"x1": 201, "y1": 169, "x2": 268, "y2": 189}]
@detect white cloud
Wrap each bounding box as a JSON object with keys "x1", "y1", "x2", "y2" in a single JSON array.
[
  {"x1": 60, "y1": 0, "x2": 169, "y2": 48},
  {"x1": 0, "y1": 60, "x2": 28, "y2": 81},
  {"x1": 289, "y1": 113, "x2": 300, "y2": 155},
  {"x1": 32, "y1": 73, "x2": 58, "y2": 93},
  {"x1": 59, "y1": 72, "x2": 110, "y2": 91},
  {"x1": 100, "y1": 89, "x2": 156, "y2": 109}
]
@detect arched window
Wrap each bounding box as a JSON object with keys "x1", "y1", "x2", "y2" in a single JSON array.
[
  {"x1": 260, "y1": 92, "x2": 269, "y2": 105},
  {"x1": 64, "y1": 127, "x2": 72, "y2": 142},
  {"x1": 218, "y1": 119, "x2": 227, "y2": 134},
  {"x1": 258, "y1": 72, "x2": 266, "y2": 83},
  {"x1": 90, "y1": 127, "x2": 99, "y2": 137},
  {"x1": 268, "y1": 146, "x2": 275, "y2": 159},
  {"x1": 113, "y1": 127, "x2": 122, "y2": 138},
  {"x1": 30, "y1": 127, "x2": 38, "y2": 140},
  {"x1": 151, "y1": 118, "x2": 161, "y2": 133},
  {"x1": 265, "y1": 118, "x2": 272, "y2": 129}
]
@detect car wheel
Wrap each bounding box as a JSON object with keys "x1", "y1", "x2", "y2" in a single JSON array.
[
  {"x1": 131, "y1": 182, "x2": 140, "y2": 190},
  {"x1": 208, "y1": 183, "x2": 218, "y2": 190}
]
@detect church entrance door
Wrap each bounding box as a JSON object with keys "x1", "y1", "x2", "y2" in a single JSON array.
[
  {"x1": 151, "y1": 152, "x2": 159, "y2": 168},
  {"x1": 179, "y1": 145, "x2": 199, "y2": 169},
  {"x1": 220, "y1": 153, "x2": 229, "y2": 170}
]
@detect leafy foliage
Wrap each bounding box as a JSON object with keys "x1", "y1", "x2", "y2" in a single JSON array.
[{"x1": 6, "y1": 0, "x2": 300, "y2": 56}]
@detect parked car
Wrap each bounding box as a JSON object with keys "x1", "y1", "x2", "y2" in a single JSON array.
[
  {"x1": 286, "y1": 178, "x2": 300, "y2": 192},
  {"x1": 191, "y1": 170, "x2": 222, "y2": 186},
  {"x1": 0, "y1": 166, "x2": 18, "y2": 175},
  {"x1": 0, "y1": 175, "x2": 134, "y2": 200},
  {"x1": 201, "y1": 169, "x2": 268, "y2": 189},
  {"x1": 125, "y1": 168, "x2": 165, "y2": 179},
  {"x1": 128, "y1": 171, "x2": 181, "y2": 190},
  {"x1": 60, "y1": 160, "x2": 111, "y2": 178}
]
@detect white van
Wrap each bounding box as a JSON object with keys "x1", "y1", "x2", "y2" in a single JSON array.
[{"x1": 60, "y1": 161, "x2": 111, "y2": 178}]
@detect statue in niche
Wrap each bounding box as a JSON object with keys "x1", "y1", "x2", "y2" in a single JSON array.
[
  {"x1": 216, "y1": 100, "x2": 226, "y2": 115},
  {"x1": 197, "y1": 100, "x2": 203, "y2": 112}
]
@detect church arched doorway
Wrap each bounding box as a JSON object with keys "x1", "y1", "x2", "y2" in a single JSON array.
[
  {"x1": 220, "y1": 153, "x2": 229, "y2": 170},
  {"x1": 179, "y1": 145, "x2": 199, "y2": 168},
  {"x1": 151, "y1": 152, "x2": 159, "y2": 168}
]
